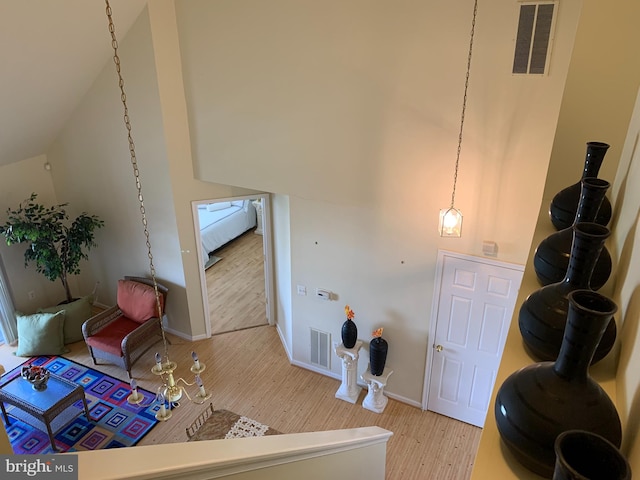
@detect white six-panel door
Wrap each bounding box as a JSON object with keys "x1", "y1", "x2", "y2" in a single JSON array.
[{"x1": 423, "y1": 250, "x2": 523, "y2": 427}]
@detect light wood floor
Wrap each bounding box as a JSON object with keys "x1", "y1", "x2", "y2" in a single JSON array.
[
  {"x1": 51, "y1": 325, "x2": 481, "y2": 479},
  {"x1": 205, "y1": 228, "x2": 268, "y2": 335}
]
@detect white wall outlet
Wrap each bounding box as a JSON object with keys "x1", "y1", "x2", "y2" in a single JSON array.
[
  {"x1": 297, "y1": 285, "x2": 307, "y2": 296},
  {"x1": 482, "y1": 240, "x2": 499, "y2": 257}
]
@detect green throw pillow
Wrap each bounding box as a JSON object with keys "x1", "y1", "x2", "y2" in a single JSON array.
[
  {"x1": 14, "y1": 311, "x2": 68, "y2": 357},
  {"x1": 38, "y1": 295, "x2": 94, "y2": 344}
]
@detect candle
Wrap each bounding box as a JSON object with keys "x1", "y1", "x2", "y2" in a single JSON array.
[
  {"x1": 158, "y1": 393, "x2": 166, "y2": 417},
  {"x1": 130, "y1": 379, "x2": 139, "y2": 400},
  {"x1": 196, "y1": 375, "x2": 206, "y2": 396},
  {"x1": 191, "y1": 351, "x2": 201, "y2": 370},
  {"x1": 155, "y1": 352, "x2": 162, "y2": 371}
]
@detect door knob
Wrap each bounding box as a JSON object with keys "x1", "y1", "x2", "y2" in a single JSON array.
[{"x1": 435, "y1": 344, "x2": 443, "y2": 352}]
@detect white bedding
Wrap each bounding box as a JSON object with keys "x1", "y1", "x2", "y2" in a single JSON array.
[{"x1": 198, "y1": 200, "x2": 257, "y2": 266}]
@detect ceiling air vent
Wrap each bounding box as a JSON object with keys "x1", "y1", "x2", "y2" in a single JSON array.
[{"x1": 512, "y1": 2, "x2": 556, "y2": 75}]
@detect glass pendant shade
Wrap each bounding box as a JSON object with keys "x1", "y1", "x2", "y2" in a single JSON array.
[
  {"x1": 439, "y1": 207, "x2": 463, "y2": 237},
  {"x1": 437, "y1": 0, "x2": 477, "y2": 240}
]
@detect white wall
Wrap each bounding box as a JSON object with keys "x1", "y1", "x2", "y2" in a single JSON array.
[
  {"x1": 0, "y1": 3, "x2": 264, "y2": 340},
  {"x1": 45, "y1": 8, "x2": 192, "y2": 334},
  {"x1": 42, "y1": 4, "x2": 263, "y2": 338},
  {"x1": 173, "y1": 0, "x2": 581, "y2": 402},
  {"x1": 612, "y1": 87, "x2": 640, "y2": 473},
  {"x1": 536, "y1": 0, "x2": 640, "y2": 466},
  {"x1": 543, "y1": 1, "x2": 640, "y2": 203},
  {"x1": 272, "y1": 194, "x2": 293, "y2": 351},
  {"x1": 473, "y1": 86, "x2": 640, "y2": 480},
  {"x1": 0, "y1": 0, "x2": 592, "y2": 407},
  {"x1": 146, "y1": 1, "x2": 263, "y2": 338},
  {"x1": 473, "y1": 0, "x2": 640, "y2": 476},
  {"x1": 0, "y1": 155, "x2": 66, "y2": 311},
  {"x1": 175, "y1": 0, "x2": 580, "y2": 260}
]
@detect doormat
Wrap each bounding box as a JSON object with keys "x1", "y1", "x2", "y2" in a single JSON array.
[
  {"x1": 0, "y1": 356, "x2": 159, "y2": 454},
  {"x1": 187, "y1": 406, "x2": 281, "y2": 442},
  {"x1": 205, "y1": 254, "x2": 222, "y2": 270}
]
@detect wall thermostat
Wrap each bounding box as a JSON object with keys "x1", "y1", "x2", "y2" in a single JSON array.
[{"x1": 316, "y1": 288, "x2": 331, "y2": 300}]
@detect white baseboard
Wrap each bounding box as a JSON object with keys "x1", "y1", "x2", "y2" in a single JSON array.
[
  {"x1": 275, "y1": 323, "x2": 293, "y2": 361},
  {"x1": 271, "y1": 323, "x2": 423, "y2": 410},
  {"x1": 290, "y1": 359, "x2": 341, "y2": 382},
  {"x1": 289, "y1": 358, "x2": 421, "y2": 407},
  {"x1": 162, "y1": 322, "x2": 208, "y2": 342},
  {"x1": 385, "y1": 391, "x2": 422, "y2": 409}
]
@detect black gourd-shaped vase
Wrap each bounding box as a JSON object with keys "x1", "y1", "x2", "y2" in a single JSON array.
[
  {"x1": 534, "y1": 178, "x2": 612, "y2": 289},
  {"x1": 519, "y1": 222, "x2": 616, "y2": 364},
  {"x1": 370, "y1": 333, "x2": 388, "y2": 376},
  {"x1": 549, "y1": 141, "x2": 612, "y2": 230},
  {"x1": 553, "y1": 430, "x2": 632, "y2": 480},
  {"x1": 495, "y1": 290, "x2": 621, "y2": 478},
  {"x1": 341, "y1": 319, "x2": 357, "y2": 349}
]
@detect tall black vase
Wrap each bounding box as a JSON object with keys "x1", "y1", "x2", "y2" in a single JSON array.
[
  {"x1": 534, "y1": 177, "x2": 612, "y2": 289},
  {"x1": 519, "y1": 222, "x2": 616, "y2": 364},
  {"x1": 341, "y1": 319, "x2": 357, "y2": 349},
  {"x1": 369, "y1": 337, "x2": 388, "y2": 376},
  {"x1": 549, "y1": 141, "x2": 612, "y2": 230},
  {"x1": 495, "y1": 290, "x2": 621, "y2": 478}
]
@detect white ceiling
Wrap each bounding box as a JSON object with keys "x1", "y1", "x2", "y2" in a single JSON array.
[{"x1": 0, "y1": 0, "x2": 148, "y2": 166}]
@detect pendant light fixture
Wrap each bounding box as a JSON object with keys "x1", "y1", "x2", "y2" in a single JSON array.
[
  {"x1": 104, "y1": 0, "x2": 211, "y2": 420},
  {"x1": 439, "y1": 0, "x2": 478, "y2": 238}
]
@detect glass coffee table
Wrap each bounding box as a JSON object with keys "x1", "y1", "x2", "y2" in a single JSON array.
[{"x1": 0, "y1": 371, "x2": 91, "y2": 451}]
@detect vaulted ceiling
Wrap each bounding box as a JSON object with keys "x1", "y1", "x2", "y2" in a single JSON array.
[{"x1": 0, "y1": 0, "x2": 147, "y2": 166}]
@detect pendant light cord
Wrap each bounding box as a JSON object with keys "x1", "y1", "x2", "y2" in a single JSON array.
[
  {"x1": 450, "y1": 0, "x2": 478, "y2": 209},
  {"x1": 104, "y1": 0, "x2": 170, "y2": 360}
]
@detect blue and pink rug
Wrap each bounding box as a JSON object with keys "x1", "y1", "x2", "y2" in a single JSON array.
[{"x1": 0, "y1": 356, "x2": 159, "y2": 454}]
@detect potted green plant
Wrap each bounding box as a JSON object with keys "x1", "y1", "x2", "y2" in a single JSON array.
[{"x1": 0, "y1": 193, "x2": 104, "y2": 303}]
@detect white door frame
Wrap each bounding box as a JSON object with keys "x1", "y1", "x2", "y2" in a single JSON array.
[
  {"x1": 421, "y1": 249, "x2": 524, "y2": 411},
  {"x1": 192, "y1": 193, "x2": 275, "y2": 338}
]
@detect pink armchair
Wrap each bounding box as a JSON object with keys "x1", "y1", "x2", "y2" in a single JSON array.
[{"x1": 82, "y1": 276, "x2": 168, "y2": 379}]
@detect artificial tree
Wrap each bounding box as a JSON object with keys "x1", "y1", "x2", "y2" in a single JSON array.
[{"x1": 0, "y1": 193, "x2": 104, "y2": 303}]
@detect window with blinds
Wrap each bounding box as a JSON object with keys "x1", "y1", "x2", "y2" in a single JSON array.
[{"x1": 513, "y1": 2, "x2": 556, "y2": 75}]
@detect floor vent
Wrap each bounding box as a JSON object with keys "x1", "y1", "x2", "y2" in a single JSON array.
[
  {"x1": 310, "y1": 328, "x2": 330, "y2": 369},
  {"x1": 512, "y1": 2, "x2": 556, "y2": 75}
]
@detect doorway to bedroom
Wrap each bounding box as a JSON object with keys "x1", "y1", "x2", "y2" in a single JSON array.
[{"x1": 193, "y1": 194, "x2": 273, "y2": 336}]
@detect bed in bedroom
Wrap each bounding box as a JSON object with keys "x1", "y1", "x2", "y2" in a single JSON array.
[{"x1": 197, "y1": 199, "x2": 257, "y2": 268}]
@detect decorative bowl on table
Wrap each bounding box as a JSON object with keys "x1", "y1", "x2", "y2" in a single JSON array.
[{"x1": 21, "y1": 365, "x2": 50, "y2": 391}]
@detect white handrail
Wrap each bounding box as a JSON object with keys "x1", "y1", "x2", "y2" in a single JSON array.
[{"x1": 76, "y1": 427, "x2": 392, "y2": 480}]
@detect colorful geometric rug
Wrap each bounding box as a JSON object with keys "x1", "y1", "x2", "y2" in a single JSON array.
[{"x1": 0, "y1": 356, "x2": 159, "y2": 454}]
